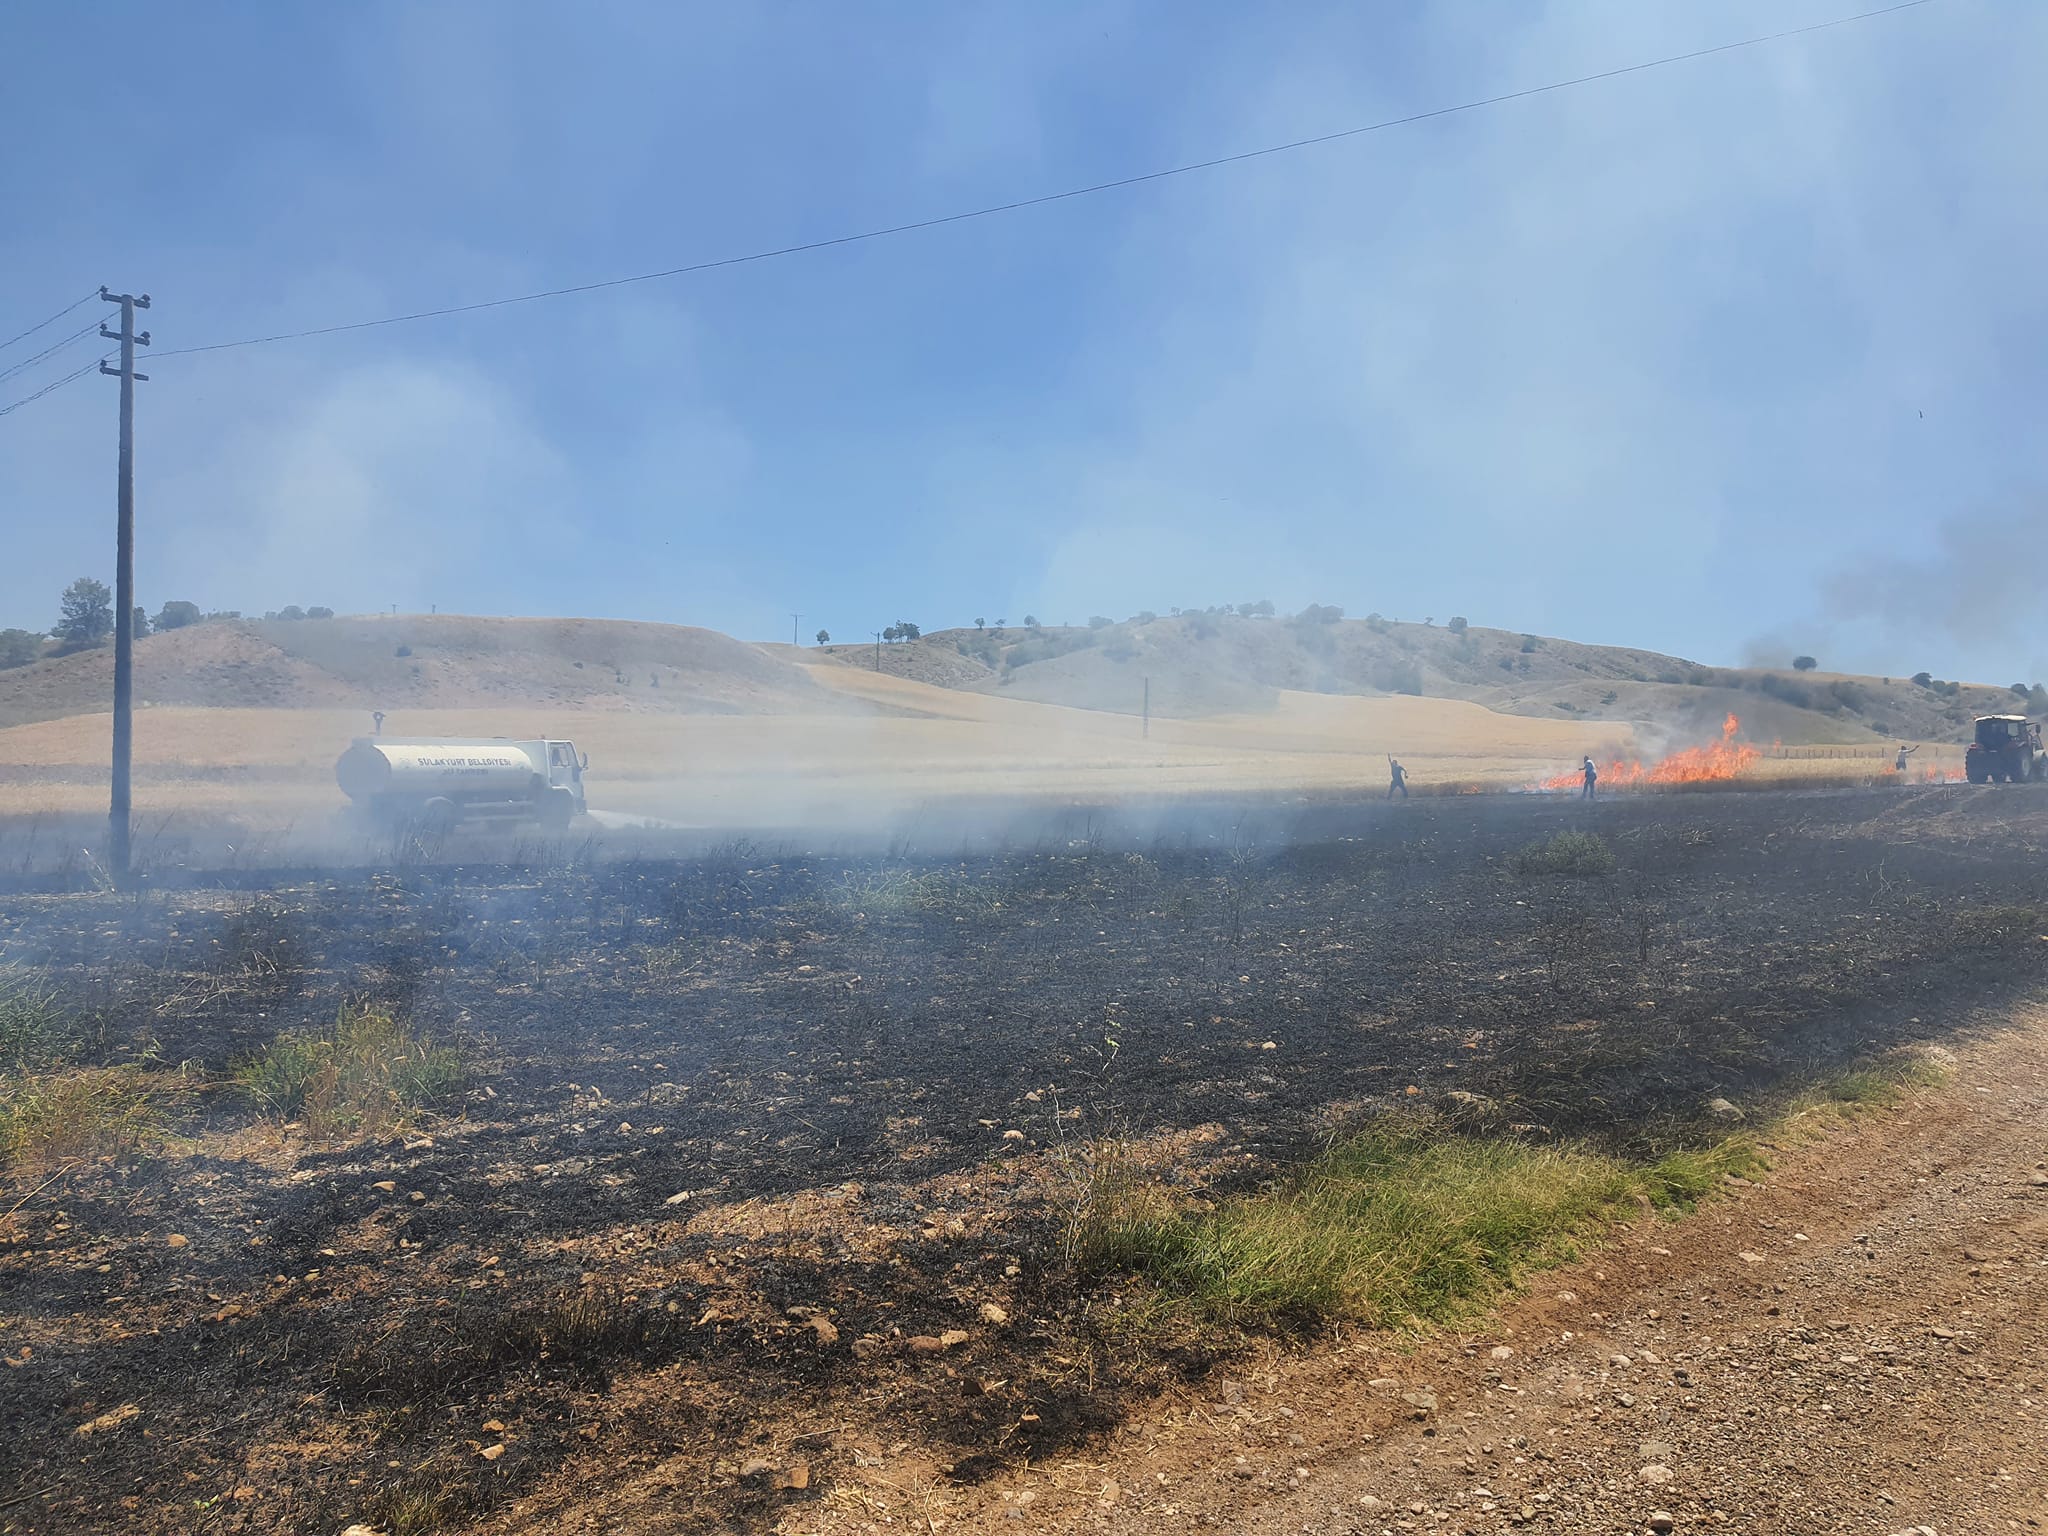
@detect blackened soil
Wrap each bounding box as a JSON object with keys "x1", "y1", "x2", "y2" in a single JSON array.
[{"x1": 2, "y1": 785, "x2": 2045, "y2": 1533}]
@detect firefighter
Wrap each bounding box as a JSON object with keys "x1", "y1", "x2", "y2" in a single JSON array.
[
  {"x1": 1387, "y1": 755, "x2": 1408, "y2": 800},
  {"x1": 1895, "y1": 743, "x2": 1917, "y2": 775},
  {"x1": 1580, "y1": 756, "x2": 1598, "y2": 800}
]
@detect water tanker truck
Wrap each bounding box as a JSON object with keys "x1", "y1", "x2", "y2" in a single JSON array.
[{"x1": 335, "y1": 737, "x2": 589, "y2": 831}]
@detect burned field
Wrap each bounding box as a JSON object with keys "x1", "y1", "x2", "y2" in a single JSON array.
[{"x1": 2, "y1": 786, "x2": 2046, "y2": 1533}]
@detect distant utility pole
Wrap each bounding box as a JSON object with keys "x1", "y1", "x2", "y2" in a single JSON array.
[
  {"x1": 791, "y1": 613, "x2": 802, "y2": 649},
  {"x1": 874, "y1": 631, "x2": 882, "y2": 672},
  {"x1": 1143, "y1": 676, "x2": 1150, "y2": 739},
  {"x1": 98, "y1": 286, "x2": 150, "y2": 883}
]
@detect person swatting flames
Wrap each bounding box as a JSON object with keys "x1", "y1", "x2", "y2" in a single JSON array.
[
  {"x1": 1581, "y1": 756, "x2": 1598, "y2": 800},
  {"x1": 1387, "y1": 755, "x2": 1408, "y2": 800}
]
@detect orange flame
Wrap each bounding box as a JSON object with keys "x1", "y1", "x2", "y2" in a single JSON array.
[{"x1": 1543, "y1": 713, "x2": 1759, "y2": 790}]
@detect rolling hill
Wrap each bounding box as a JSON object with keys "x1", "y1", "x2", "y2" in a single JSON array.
[
  {"x1": 814, "y1": 613, "x2": 2030, "y2": 748},
  {"x1": 0, "y1": 615, "x2": 851, "y2": 731}
]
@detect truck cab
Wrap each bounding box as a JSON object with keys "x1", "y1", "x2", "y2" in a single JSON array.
[{"x1": 545, "y1": 741, "x2": 589, "y2": 819}]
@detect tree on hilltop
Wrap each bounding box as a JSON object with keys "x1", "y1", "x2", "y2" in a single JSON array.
[{"x1": 52, "y1": 577, "x2": 113, "y2": 650}]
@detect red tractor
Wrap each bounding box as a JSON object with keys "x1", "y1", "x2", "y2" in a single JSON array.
[{"x1": 1964, "y1": 715, "x2": 2046, "y2": 783}]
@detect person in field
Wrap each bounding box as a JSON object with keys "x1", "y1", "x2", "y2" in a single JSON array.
[
  {"x1": 1387, "y1": 756, "x2": 1408, "y2": 799},
  {"x1": 1895, "y1": 743, "x2": 1917, "y2": 775},
  {"x1": 1581, "y1": 756, "x2": 1598, "y2": 800}
]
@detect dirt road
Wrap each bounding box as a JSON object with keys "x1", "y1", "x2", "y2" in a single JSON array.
[{"x1": 795, "y1": 1013, "x2": 2048, "y2": 1536}]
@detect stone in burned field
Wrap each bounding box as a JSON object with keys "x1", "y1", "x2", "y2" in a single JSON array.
[
  {"x1": 1648, "y1": 1513, "x2": 1675, "y2": 1533},
  {"x1": 980, "y1": 1302, "x2": 1009, "y2": 1325},
  {"x1": 165, "y1": 1234, "x2": 188, "y2": 1248},
  {"x1": 807, "y1": 1315, "x2": 839, "y2": 1346},
  {"x1": 939, "y1": 1329, "x2": 970, "y2": 1348},
  {"x1": 1706, "y1": 1097, "x2": 1745, "y2": 1121},
  {"x1": 1639, "y1": 1464, "x2": 1674, "y2": 1485},
  {"x1": 1400, "y1": 1390, "x2": 1438, "y2": 1416}
]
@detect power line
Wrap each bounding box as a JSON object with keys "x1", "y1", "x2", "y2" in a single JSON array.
[
  {"x1": 0, "y1": 290, "x2": 100, "y2": 357},
  {"x1": 146, "y1": 0, "x2": 1940, "y2": 365},
  {"x1": 0, "y1": 317, "x2": 109, "y2": 386},
  {"x1": 0, "y1": 351, "x2": 113, "y2": 419}
]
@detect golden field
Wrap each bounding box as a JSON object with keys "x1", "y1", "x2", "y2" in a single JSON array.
[{"x1": 0, "y1": 665, "x2": 1946, "y2": 830}]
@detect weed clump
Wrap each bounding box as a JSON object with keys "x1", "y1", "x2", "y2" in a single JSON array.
[
  {"x1": 0, "y1": 1066, "x2": 165, "y2": 1171},
  {"x1": 0, "y1": 967, "x2": 67, "y2": 1074},
  {"x1": 237, "y1": 1001, "x2": 464, "y2": 1136},
  {"x1": 1509, "y1": 830, "x2": 1616, "y2": 879}
]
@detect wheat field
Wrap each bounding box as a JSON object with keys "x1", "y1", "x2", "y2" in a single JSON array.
[{"x1": 0, "y1": 667, "x2": 1941, "y2": 828}]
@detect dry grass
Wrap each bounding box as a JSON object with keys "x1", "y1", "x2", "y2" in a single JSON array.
[
  {"x1": 0, "y1": 673, "x2": 1958, "y2": 830},
  {"x1": 0, "y1": 1067, "x2": 171, "y2": 1172}
]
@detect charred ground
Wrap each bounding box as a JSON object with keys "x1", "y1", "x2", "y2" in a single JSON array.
[{"x1": 2, "y1": 786, "x2": 2046, "y2": 1533}]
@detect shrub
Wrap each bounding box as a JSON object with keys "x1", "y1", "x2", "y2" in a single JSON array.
[
  {"x1": 305, "y1": 606, "x2": 335, "y2": 619},
  {"x1": 1294, "y1": 603, "x2": 1344, "y2": 625},
  {"x1": 1792, "y1": 655, "x2": 1817, "y2": 671},
  {"x1": 1911, "y1": 672, "x2": 1932, "y2": 687},
  {"x1": 1757, "y1": 674, "x2": 1811, "y2": 708},
  {"x1": 236, "y1": 1002, "x2": 465, "y2": 1136},
  {"x1": 395, "y1": 643, "x2": 412, "y2": 658},
  {"x1": 1447, "y1": 616, "x2": 1468, "y2": 634},
  {"x1": 1088, "y1": 615, "x2": 1114, "y2": 630},
  {"x1": 1369, "y1": 658, "x2": 1423, "y2": 696},
  {"x1": 1520, "y1": 635, "x2": 1540, "y2": 654},
  {"x1": 1509, "y1": 830, "x2": 1616, "y2": 879}
]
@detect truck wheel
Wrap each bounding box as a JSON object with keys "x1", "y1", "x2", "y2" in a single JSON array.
[
  {"x1": 539, "y1": 788, "x2": 575, "y2": 832},
  {"x1": 421, "y1": 797, "x2": 460, "y2": 833},
  {"x1": 1967, "y1": 760, "x2": 1987, "y2": 784}
]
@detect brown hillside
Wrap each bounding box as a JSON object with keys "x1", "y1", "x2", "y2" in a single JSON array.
[
  {"x1": 833, "y1": 615, "x2": 2027, "y2": 747},
  {"x1": 0, "y1": 615, "x2": 850, "y2": 730}
]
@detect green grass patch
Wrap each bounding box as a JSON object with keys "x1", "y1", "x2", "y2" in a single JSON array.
[
  {"x1": 1073, "y1": 1127, "x2": 1648, "y2": 1330},
  {"x1": 236, "y1": 1002, "x2": 465, "y2": 1137},
  {"x1": 1075, "y1": 1046, "x2": 1957, "y2": 1335},
  {"x1": 1781, "y1": 1048, "x2": 1953, "y2": 1128},
  {"x1": 1508, "y1": 830, "x2": 1616, "y2": 879}
]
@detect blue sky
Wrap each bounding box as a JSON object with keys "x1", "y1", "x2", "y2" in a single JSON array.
[{"x1": 2, "y1": 0, "x2": 2043, "y2": 682}]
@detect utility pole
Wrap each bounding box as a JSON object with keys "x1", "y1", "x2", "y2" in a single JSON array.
[
  {"x1": 874, "y1": 631, "x2": 882, "y2": 672},
  {"x1": 791, "y1": 612, "x2": 802, "y2": 649},
  {"x1": 1143, "y1": 676, "x2": 1150, "y2": 739},
  {"x1": 99, "y1": 287, "x2": 150, "y2": 884}
]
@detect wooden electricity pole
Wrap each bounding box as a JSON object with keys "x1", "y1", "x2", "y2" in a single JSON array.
[{"x1": 98, "y1": 286, "x2": 150, "y2": 883}]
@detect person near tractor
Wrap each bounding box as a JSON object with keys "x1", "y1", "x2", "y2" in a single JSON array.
[
  {"x1": 1387, "y1": 756, "x2": 1408, "y2": 800},
  {"x1": 1581, "y1": 756, "x2": 1598, "y2": 800},
  {"x1": 1895, "y1": 743, "x2": 1918, "y2": 775}
]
